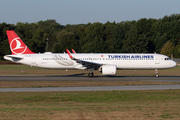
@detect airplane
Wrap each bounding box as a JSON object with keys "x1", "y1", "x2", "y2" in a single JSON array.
[{"x1": 4, "y1": 30, "x2": 177, "y2": 77}]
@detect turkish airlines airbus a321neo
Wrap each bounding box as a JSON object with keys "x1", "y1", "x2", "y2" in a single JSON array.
[{"x1": 4, "y1": 30, "x2": 177, "y2": 77}]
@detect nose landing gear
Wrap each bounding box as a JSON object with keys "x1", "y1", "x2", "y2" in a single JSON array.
[{"x1": 155, "y1": 69, "x2": 159, "y2": 77}]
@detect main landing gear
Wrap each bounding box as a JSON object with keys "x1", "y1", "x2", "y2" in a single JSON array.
[
  {"x1": 88, "y1": 68, "x2": 94, "y2": 78},
  {"x1": 155, "y1": 69, "x2": 159, "y2": 77},
  {"x1": 88, "y1": 72, "x2": 94, "y2": 78}
]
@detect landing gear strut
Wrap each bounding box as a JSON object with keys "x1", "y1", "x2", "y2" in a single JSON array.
[
  {"x1": 155, "y1": 69, "x2": 159, "y2": 77},
  {"x1": 88, "y1": 72, "x2": 94, "y2": 78}
]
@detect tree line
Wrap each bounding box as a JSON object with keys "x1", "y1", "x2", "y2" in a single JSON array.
[{"x1": 0, "y1": 14, "x2": 180, "y2": 60}]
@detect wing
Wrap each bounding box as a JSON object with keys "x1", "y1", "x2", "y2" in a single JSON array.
[{"x1": 66, "y1": 49, "x2": 102, "y2": 70}]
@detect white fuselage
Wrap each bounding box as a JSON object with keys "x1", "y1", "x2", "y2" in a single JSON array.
[{"x1": 4, "y1": 53, "x2": 177, "y2": 70}]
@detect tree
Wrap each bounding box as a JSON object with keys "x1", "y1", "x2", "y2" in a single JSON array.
[
  {"x1": 0, "y1": 23, "x2": 15, "y2": 60},
  {"x1": 160, "y1": 41, "x2": 174, "y2": 57},
  {"x1": 113, "y1": 21, "x2": 131, "y2": 53},
  {"x1": 173, "y1": 44, "x2": 180, "y2": 58},
  {"x1": 123, "y1": 23, "x2": 148, "y2": 53}
]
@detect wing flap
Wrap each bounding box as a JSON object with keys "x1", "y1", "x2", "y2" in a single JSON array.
[{"x1": 74, "y1": 58, "x2": 102, "y2": 70}]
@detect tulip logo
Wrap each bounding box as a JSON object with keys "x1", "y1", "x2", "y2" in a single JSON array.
[{"x1": 10, "y1": 37, "x2": 27, "y2": 54}]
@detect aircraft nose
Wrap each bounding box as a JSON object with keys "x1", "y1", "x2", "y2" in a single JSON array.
[{"x1": 171, "y1": 60, "x2": 177, "y2": 67}]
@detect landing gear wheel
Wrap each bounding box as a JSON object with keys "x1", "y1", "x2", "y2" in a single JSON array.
[
  {"x1": 88, "y1": 72, "x2": 94, "y2": 78},
  {"x1": 155, "y1": 69, "x2": 159, "y2": 77}
]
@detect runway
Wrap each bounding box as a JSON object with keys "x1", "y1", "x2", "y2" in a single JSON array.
[
  {"x1": 0, "y1": 75, "x2": 180, "y2": 82},
  {"x1": 0, "y1": 76, "x2": 180, "y2": 92}
]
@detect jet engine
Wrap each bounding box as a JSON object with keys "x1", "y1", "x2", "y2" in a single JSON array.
[{"x1": 101, "y1": 64, "x2": 117, "y2": 75}]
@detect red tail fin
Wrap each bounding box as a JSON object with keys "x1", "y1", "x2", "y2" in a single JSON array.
[{"x1": 6, "y1": 30, "x2": 35, "y2": 55}]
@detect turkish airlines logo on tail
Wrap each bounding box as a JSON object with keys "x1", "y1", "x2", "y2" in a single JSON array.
[{"x1": 10, "y1": 37, "x2": 27, "y2": 54}]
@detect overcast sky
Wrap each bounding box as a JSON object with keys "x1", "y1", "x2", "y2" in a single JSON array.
[{"x1": 1, "y1": 0, "x2": 180, "y2": 25}]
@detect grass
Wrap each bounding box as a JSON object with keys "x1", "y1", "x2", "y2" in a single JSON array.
[
  {"x1": 0, "y1": 81, "x2": 179, "y2": 88},
  {"x1": 0, "y1": 65, "x2": 180, "y2": 119},
  {"x1": 0, "y1": 90, "x2": 180, "y2": 119}
]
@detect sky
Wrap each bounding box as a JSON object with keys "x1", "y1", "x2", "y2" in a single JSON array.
[{"x1": 1, "y1": 0, "x2": 180, "y2": 25}]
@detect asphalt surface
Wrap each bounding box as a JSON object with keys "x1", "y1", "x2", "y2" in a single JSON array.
[
  {"x1": 0, "y1": 75, "x2": 180, "y2": 82},
  {"x1": 0, "y1": 76, "x2": 180, "y2": 92}
]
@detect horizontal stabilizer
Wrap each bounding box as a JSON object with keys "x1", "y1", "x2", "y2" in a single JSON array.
[{"x1": 4, "y1": 55, "x2": 23, "y2": 62}]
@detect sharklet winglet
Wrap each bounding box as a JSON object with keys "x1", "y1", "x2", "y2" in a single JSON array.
[
  {"x1": 66, "y1": 49, "x2": 73, "y2": 59},
  {"x1": 72, "y1": 49, "x2": 76, "y2": 54}
]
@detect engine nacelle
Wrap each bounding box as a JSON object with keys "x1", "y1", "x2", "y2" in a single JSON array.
[{"x1": 101, "y1": 65, "x2": 117, "y2": 75}]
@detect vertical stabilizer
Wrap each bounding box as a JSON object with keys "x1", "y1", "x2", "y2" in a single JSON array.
[{"x1": 6, "y1": 30, "x2": 35, "y2": 55}]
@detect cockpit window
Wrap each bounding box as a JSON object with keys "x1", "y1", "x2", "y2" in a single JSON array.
[{"x1": 164, "y1": 58, "x2": 171, "y2": 60}]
